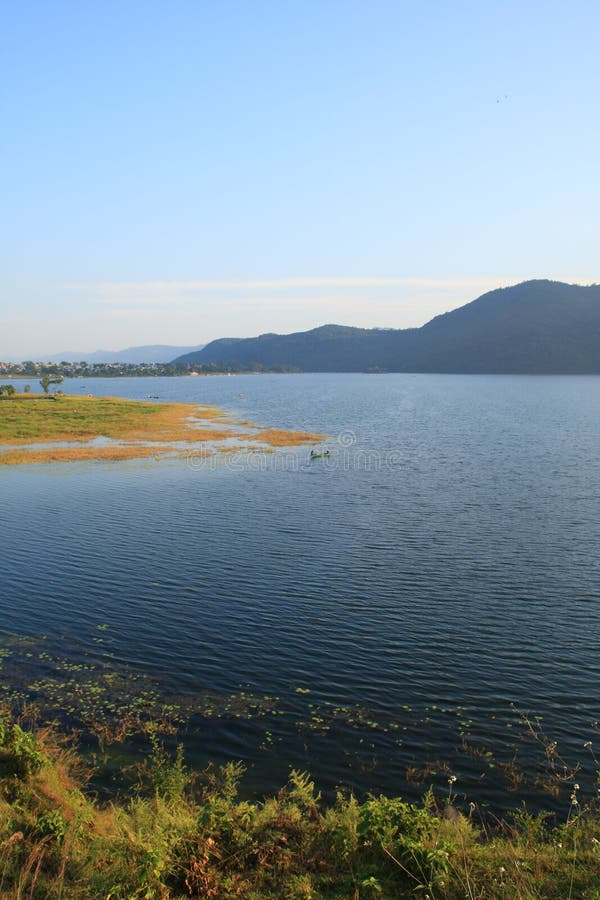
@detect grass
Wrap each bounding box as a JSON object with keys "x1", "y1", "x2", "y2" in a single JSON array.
[
  {"x1": 2, "y1": 713, "x2": 600, "y2": 898},
  {"x1": 246, "y1": 428, "x2": 328, "y2": 447},
  {"x1": 0, "y1": 394, "x2": 235, "y2": 445},
  {"x1": 0, "y1": 395, "x2": 326, "y2": 465},
  {"x1": 0, "y1": 444, "x2": 183, "y2": 465}
]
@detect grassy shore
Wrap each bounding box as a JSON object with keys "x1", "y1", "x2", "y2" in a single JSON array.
[
  {"x1": 1, "y1": 714, "x2": 600, "y2": 899},
  {"x1": 0, "y1": 395, "x2": 326, "y2": 464}
]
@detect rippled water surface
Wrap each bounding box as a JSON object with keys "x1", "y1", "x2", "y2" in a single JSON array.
[{"x1": 2, "y1": 373, "x2": 600, "y2": 811}]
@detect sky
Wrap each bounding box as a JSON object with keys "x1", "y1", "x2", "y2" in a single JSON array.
[{"x1": 1, "y1": 0, "x2": 599, "y2": 358}]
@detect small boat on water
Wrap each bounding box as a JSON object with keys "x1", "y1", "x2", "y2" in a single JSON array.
[{"x1": 310, "y1": 449, "x2": 330, "y2": 460}]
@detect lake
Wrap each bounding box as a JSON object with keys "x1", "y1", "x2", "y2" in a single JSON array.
[{"x1": 2, "y1": 372, "x2": 599, "y2": 814}]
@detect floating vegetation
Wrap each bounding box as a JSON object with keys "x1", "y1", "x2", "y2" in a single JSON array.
[
  {"x1": 406, "y1": 760, "x2": 453, "y2": 784},
  {"x1": 0, "y1": 633, "x2": 596, "y2": 812},
  {"x1": 0, "y1": 634, "x2": 281, "y2": 749}
]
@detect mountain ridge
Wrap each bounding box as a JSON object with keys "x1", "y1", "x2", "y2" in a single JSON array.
[
  {"x1": 41, "y1": 344, "x2": 206, "y2": 364},
  {"x1": 172, "y1": 280, "x2": 600, "y2": 374}
]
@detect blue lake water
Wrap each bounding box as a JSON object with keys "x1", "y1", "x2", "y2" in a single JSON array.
[{"x1": 1, "y1": 373, "x2": 600, "y2": 813}]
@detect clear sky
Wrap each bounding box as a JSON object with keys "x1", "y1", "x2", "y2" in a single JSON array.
[{"x1": 1, "y1": 0, "x2": 599, "y2": 358}]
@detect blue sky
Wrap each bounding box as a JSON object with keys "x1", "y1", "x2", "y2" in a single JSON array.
[{"x1": 1, "y1": 0, "x2": 599, "y2": 357}]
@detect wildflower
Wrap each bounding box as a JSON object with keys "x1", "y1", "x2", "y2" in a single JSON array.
[
  {"x1": 448, "y1": 775, "x2": 457, "y2": 785},
  {"x1": 584, "y1": 741, "x2": 593, "y2": 749}
]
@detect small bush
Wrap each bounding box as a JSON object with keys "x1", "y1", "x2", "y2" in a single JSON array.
[{"x1": 146, "y1": 733, "x2": 188, "y2": 800}]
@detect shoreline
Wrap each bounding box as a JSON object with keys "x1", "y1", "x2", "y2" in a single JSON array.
[{"x1": 0, "y1": 394, "x2": 326, "y2": 465}]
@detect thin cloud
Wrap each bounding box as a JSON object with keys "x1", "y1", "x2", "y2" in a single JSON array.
[
  {"x1": 66, "y1": 275, "x2": 513, "y2": 304},
  {"x1": 103, "y1": 295, "x2": 374, "y2": 319},
  {"x1": 105, "y1": 294, "x2": 373, "y2": 310}
]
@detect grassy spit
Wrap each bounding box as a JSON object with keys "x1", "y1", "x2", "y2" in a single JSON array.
[
  {"x1": 1, "y1": 714, "x2": 600, "y2": 898},
  {"x1": 0, "y1": 395, "x2": 326, "y2": 465}
]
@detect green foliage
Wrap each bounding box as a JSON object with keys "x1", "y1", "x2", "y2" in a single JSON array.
[
  {"x1": 36, "y1": 808, "x2": 67, "y2": 845},
  {"x1": 361, "y1": 875, "x2": 383, "y2": 893},
  {"x1": 146, "y1": 733, "x2": 188, "y2": 801},
  {"x1": 286, "y1": 769, "x2": 321, "y2": 812},
  {"x1": 357, "y1": 796, "x2": 449, "y2": 893},
  {"x1": 511, "y1": 803, "x2": 552, "y2": 847},
  {"x1": 2, "y1": 715, "x2": 600, "y2": 898},
  {"x1": 0, "y1": 383, "x2": 16, "y2": 396},
  {"x1": 358, "y1": 795, "x2": 433, "y2": 847},
  {"x1": 0, "y1": 718, "x2": 46, "y2": 778},
  {"x1": 39, "y1": 373, "x2": 64, "y2": 394}
]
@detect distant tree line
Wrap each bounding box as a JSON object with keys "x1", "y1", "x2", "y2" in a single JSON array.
[{"x1": 0, "y1": 361, "x2": 300, "y2": 379}]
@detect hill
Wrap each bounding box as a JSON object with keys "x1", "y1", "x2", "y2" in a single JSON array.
[
  {"x1": 172, "y1": 280, "x2": 600, "y2": 374},
  {"x1": 175, "y1": 324, "x2": 416, "y2": 372},
  {"x1": 43, "y1": 344, "x2": 205, "y2": 364}
]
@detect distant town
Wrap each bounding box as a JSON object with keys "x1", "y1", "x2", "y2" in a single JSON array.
[{"x1": 0, "y1": 360, "x2": 298, "y2": 379}]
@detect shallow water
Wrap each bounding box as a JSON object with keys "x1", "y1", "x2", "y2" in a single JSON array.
[{"x1": 1, "y1": 373, "x2": 599, "y2": 812}]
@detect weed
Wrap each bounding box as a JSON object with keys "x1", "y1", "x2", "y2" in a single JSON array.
[{"x1": 2, "y1": 713, "x2": 600, "y2": 897}]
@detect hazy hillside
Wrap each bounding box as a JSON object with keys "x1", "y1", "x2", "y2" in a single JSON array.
[
  {"x1": 173, "y1": 281, "x2": 600, "y2": 374},
  {"x1": 43, "y1": 344, "x2": 205, "y2": 364}
]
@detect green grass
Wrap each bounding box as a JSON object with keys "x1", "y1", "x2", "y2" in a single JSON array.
[
  {"x1": 0, "y1": 394, "x2": 206, "y2": 445},
  {"x1": 2, "y1": 713, "x2": 600, "y2": 898}
]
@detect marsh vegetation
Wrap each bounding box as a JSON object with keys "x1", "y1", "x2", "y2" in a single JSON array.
[{"x1": 0, "y1": 394, "x2": 325, "y2": 465}]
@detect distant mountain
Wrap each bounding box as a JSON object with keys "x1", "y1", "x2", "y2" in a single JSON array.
[
  {"x1": 172, "y1": 281, "x2": 600, "y2": 374},
  {"x1": 43, "y1": 344, "x2": 205, "y2": 364}
]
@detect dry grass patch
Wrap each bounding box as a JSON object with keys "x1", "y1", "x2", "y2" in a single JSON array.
[
  {"x1": 0, "y1": 445, "x2": 181, "y2": 466},
  {"x1": 245, "y1": 428, "x2": 326, "y2": 447},
  {"x1": 188, "y1": 405, "x2": 228, "y2": 420},
  {"x1": 0, "y1": 394, "x2": 327, "y2": 465}
]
